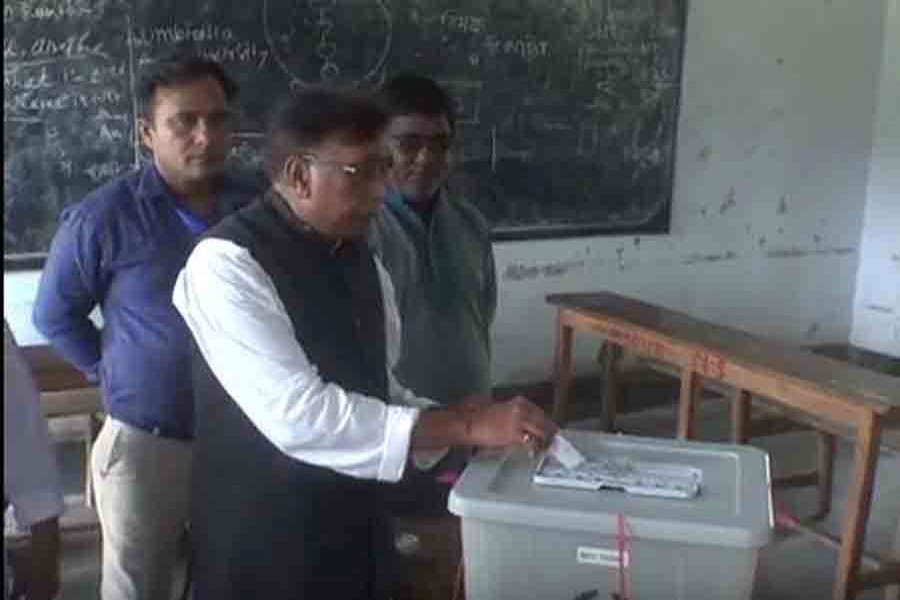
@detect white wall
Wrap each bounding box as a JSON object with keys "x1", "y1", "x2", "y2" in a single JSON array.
[
  {"x1": 4, "y1": 270, "x2": 50, "y2": 345},
  {"x1": 852, "y1": 0, "x2": 900, "y2": 359},
  {"x1": 491, "y1": 0, "x2": 887, "y2": 383},
  {"x1": 3, "y1": 0, "x2": 891, "y2": 384}
]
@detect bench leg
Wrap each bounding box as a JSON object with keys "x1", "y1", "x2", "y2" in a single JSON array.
[
  {"x1": 813, "y1": 431, "x2": 836, "y2": 521},
  {"x1": 731, "y1": 389, "x2": 751, "y2": 444},
  {"x1": 677, "y1": 370, "x2": 701, "y2": 440},
  {"x1": 551, "y1": 313, "x2": 574, "y2": 426},
  {"x1": 600, "y1": 343, "x2": 623, "y2": 432},
  {"x1": 834, "y1": 412, "x2": 881, "y2": 600}
]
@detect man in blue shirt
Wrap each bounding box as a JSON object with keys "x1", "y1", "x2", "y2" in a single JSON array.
[{"x1": 32, "y1": 53, "x2": 255, "y2": 599}]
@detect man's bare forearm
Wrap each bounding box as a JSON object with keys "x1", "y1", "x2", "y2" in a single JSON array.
[
  {"x1": 410, "y1": 407, "x2": 471, "y2": 450},
  {"x1": 410, "y1": 396, "x2": 556, "y2": 454}
]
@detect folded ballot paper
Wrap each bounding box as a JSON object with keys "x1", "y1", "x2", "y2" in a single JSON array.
[
  {"x1": 546, "y1": 432, "x2": 587, "y2": 469},
  {"x1": 536, "y1": 433, "x2": 702, "y2": 500}
]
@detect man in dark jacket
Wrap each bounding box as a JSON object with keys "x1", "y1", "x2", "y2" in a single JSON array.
[{"x1": 173, "y1": 87, "x2": 556, "y2": 599}]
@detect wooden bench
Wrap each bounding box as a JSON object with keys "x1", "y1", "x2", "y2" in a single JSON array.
[
  {"x1": 625, "y1": 355, "x2": 899, "y2": 518},
  {"x1": 547, "y1": 292, "x2": 900, "y2": 600}
]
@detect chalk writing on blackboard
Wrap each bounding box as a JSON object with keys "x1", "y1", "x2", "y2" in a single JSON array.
[{"x1": 4, "y1": 0, "x2": 686, "y2": 261}]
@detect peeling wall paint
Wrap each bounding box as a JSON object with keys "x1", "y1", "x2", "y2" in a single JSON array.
[
  {"x1": 503, "y1": 259, "x2": 586, "y2": 282},
  {"x1": 615, "y1": 247, "x2": 626, "y2": 272},
  {"x1": 777, "y1": 195, "x2": 789, "y2": 215},
  {"x1": 682, "y1": 251, "x2": 738, "y2": 265},
  {"x1": 720, "y1": 188, "x2": 737, "y2": 214},
  {"x1": 766, "y1": 247, "x2": 855, "y2": 259},
  {"x1": 865, "y1": 305, "x2": 896, "y2": 315},
  {"x1": 805, "y1": 322, "x2": 821, "y2": 340}
]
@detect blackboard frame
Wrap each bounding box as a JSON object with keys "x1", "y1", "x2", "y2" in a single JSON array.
[
  {"x1": 3, "y1": 202, "x2": 675, "y2": 270},
  {"x1": 489, "y1": 178, "x2": 676, "y2": 242},
  {"x1": 4, "y1": 186, "x2": 674, "y2": 271}
]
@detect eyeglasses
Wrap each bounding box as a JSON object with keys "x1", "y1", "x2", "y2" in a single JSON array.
[
  {"x1": 167, "y1": 109, "x2": 236, "y2": 135},
  {"x1": 389, "y1": 133, "x2": 453, "y2": 156},
  {"x1": 300, "y1": 153, "x2": 394, "y2": 181}
]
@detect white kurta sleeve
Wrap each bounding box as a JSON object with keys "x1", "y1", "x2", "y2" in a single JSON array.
[{"x1": 172, "y1": 238, "x2": 422, "y2": 482}]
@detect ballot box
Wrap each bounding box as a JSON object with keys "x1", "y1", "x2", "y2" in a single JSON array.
[{"x1": 448, "y1": 430, "x2": 773, "y2": 600}]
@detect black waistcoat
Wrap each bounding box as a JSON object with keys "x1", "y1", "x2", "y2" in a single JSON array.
[{"x1": 190, "y1": 191, "x2": 392, "y2": 600}]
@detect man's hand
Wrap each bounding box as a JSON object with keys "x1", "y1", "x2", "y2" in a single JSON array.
[
  {"x1": 464, "y1": 396, "x2": 556, "y2": 453},
  {"x1": 411, "y1": 395, "x2": 557, "y2": 454},
  {"x1": 451, "y1": 394, "x2": 493, "y2": 415}
]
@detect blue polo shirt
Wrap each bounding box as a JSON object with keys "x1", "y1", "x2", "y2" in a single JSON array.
[{"x1": 33, "y1": 163, "x2": 257, "y2": 440}]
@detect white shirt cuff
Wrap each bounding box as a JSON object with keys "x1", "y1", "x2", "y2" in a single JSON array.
[{"x1": 378, "y1": 405, "x2": 420, "y2": 482}]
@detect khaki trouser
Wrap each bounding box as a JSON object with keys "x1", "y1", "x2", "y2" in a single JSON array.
[{"x1": 91, "y1": 418, "x2": 191, "y2": 600}]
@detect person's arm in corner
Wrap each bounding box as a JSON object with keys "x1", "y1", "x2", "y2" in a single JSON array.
[
  {"x1": 32, "y1": 207, "x2": 105, "y2": 381},
  {"x1": 4, "y1": 322, "x2": 64, "y2": 600}
]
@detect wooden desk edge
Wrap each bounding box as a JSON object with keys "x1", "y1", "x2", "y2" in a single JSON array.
[
  {"x1": 41, "y1": 387, "x2": 103, "y2": 418},
  {"x1": 551, "y1": 302, "x2": 897, "y2": 419}
]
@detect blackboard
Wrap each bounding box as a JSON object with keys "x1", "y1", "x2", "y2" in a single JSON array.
[{"x1": 4, "y1": 0, "x2": 686, "y2": 263}]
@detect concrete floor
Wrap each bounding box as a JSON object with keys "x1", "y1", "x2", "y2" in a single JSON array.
[{"x1": 37, "y1": 397, "x2": 898, "y2": 600}]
